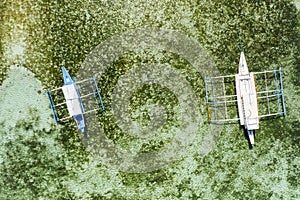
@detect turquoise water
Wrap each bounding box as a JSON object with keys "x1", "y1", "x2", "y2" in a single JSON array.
[{"x1": 0, "y1": 0, "x2": 299, "y2": 199}]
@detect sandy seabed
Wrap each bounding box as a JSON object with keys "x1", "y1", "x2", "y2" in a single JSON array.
[{"x1": 0, "y1": 65, "x2": 52, "y2": 131}]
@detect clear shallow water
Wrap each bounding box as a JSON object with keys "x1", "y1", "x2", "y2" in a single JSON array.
[
  {"x1": 0, "y1": 0, "x2": 299, "y2": 199},
  {"x1": 0, "y1": 65, "x2": 51, "y2": 129},
  {"x1": 296, "y1": 0, "x2": 300, "y2": 9}
]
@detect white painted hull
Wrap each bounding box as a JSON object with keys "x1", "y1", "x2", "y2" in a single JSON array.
[{"x1": 235, "y1": 52, "x2": 259, "y2": 131}]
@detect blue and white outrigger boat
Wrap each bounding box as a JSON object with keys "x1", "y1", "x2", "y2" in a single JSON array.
[{"x1": 46, "y1": 67, "x2": 105, "y2": 133}]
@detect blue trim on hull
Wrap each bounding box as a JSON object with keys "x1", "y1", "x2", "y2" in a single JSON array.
[
  {"x1": 62, "y1": 66, "x2": 73, "y2": 85},
  {"x1": 74, "y1": 114, "x2": 85, "y2": 133}
]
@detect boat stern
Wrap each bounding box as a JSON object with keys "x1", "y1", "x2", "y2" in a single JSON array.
[
  {"x1": 247, "y1": 129, "x2": 255, "y2": 145},
  {"x1": 73, "y1": 114, "x2": 86, "y2": 133}
]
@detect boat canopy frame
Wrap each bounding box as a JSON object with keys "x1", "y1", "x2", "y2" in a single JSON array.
[
  {"x1": 46, "y1": 77, "x2": 105, "y2": 124},
  {"x1": 204, "y1": 68, "x2": 286, "y2": 123}
]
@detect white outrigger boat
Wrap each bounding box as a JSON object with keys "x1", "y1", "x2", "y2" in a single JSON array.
[
  {"x1": 46, "y1": 67, "x2": 104, "y2": 133},
  {"x1": 204, "y1": 52, "x2": 286, "y2": 148}
]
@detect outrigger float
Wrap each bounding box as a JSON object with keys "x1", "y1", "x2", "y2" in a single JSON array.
[
  {"x1": 204, "y1": 52, "x2": 286, "y2": 148},
  {"x1": 46, "y1": 67, "x2": 104, "y2": 133}
]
